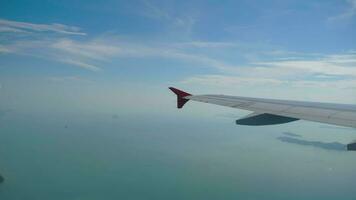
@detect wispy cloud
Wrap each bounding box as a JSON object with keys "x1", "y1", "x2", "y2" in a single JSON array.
[
  {"x1": 141, "y1": 0, "x2": 196, "y2": 33},
  {"x1": 1, "y1": 24, "x2": 233, "y2": 71},
  {"x1": 48, "y1": 38, "x2": 232, "y2": 71},
  {"x1": 141, "y1": 0, "x2": 170, "y2": 20},
  {"x1": 0, "y1": 45, "x2": 11, "y2": 53},
  {"x1": 182, "y1": 68, "x2": 356, "y2": 92},
  {"x1": 3, "y1": 25, "x2": 356, "y2": 80},
  {"x1": 1, "y1": 18, "x2": 355, "y2": 92},
  {"x1": 0, "y1": 18, "x2": 113, "y2": 70},
  {"x1": 51, "y1": 39, "x2": 120, "y2": 59},
  {"x1": 0, "y1": 19, "x2": 109, "y2": 70},
  {"x1": 50, "y1": 38, "x2": 121, "y2": 69},
  {"x1": 59, "y1": 58, "x2": 101, "y2": 71},
  {"x1": 173, "y1": 41, "x2": 236, "y2": 48},
  {"x1": 251, "y1": 55, "x2": 356, "y2": 78},
  {"x1": 0, "y1": 19, "x2": 86, "y2": 35},
  {"x1": 327, "y1": 0, "x2": 356, "y2": 22},
  {"x1": 46, "y1": 76, "x2": 92, "y2": 83},
  {"x1": 228, "y1": 52, "x2": 356, "y2": 79},
  {"x1": 0, "y1": 39, "x2": 103, "y2": 71},
  {"x1": 181, "y1": 75, "x2": 284, "y2": 87},
  {"x1": 180, "y1": 51, "x2": 356, "y2": 97}
]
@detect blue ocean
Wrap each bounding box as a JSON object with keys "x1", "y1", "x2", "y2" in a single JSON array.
[{"x1": 0, "y1": 110, "x2": 355, "y2": 200}]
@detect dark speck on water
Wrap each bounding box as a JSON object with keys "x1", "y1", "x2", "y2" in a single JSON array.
[{"x1": 0, "y1": 174, "x2": 4, "y2": 184}]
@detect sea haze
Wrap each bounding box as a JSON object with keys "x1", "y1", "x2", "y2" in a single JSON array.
[{"x1": 0, "y1": 111, "x2": 355, "y2": 200}]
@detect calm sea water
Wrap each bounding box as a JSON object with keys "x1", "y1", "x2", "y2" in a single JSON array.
[{"x1": 0, "y1": 111, "x2": 355, "y2": 200}]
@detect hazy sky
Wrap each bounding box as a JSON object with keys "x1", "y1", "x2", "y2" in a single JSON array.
[{"x1": 0, "y1": 0, "x2": 355, "y2": 115}]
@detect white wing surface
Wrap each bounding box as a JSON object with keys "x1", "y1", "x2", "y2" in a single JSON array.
[{"x1": 169, "y1": 87, "x2": 356, "y2": 128}]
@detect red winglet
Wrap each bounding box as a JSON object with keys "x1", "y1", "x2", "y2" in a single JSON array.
[{"x1": 169, "y1": 87, "x2": 191, "y2": 109}]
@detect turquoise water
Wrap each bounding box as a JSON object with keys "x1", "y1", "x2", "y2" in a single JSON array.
[{"x1": 0, "y1": 112, "x2": 355, "y2": 200}]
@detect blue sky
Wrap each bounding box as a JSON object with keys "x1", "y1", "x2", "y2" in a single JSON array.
[{"x1": 0, "y1": 0, "x2": 355, "y2": 115}]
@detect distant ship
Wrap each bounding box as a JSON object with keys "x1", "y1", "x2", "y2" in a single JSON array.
[{"x1": 0, "y1": 174, "x2": 4, "y2": 184}]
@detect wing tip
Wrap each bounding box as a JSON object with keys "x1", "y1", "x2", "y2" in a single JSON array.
[{"x1": 169, "y1": 87, "x2": 191, "y2": 109}]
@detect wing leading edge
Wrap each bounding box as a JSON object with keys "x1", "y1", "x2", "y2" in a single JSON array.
[{"x1": 169, "y1": 87, "x2": 356, "y2": 128}]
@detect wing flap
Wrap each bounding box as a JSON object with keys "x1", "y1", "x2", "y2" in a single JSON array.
[{"x1": 236, "y1": 112, "x2": 299, "y2": 126}]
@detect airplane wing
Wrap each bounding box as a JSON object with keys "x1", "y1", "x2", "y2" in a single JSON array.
[{"x1": 169, "y1": 87, "x2": 356, "y2": 128}]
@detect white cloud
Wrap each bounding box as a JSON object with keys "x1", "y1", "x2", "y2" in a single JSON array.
[
  {"x1": 1, "y1": 18, "x2": 355, "y2": 84},
  {"x1": 0, "y1": 19, "x2": 99, "y2": 69},
  {"x1": 180, "y1": 74, "x2": 356, "y2": 105},
  {"x1": 252, "y1": 59, "x2": 356, "y2": 78},
  {"x1": 173, "y1": 41, "x2": 236, "y2": 48},
  {"x1": 180, "y1": 52, "x2": 356, "y2": 102},
  {"x1": 0, "y1": 19, "x2": 86, "y2": 35},
  {"x1": 47, "y1": 76, "x2": 92, "y2": 83},
  {"x1": 47, "y1": 38, "x2": 228, "y2": 70},
  {"x1": 2, "y1": 30, "x2": 356, "y2": 78},
  {"x1": 51, "y1": 39, "x2": 120, "y2": 60},
  {"x1": 0, "y1": 39, "x2": 104, "y2": 71},
  {"x1": 182, "y1": 75, "x2": 284, "y2": 87},
  {"x1": 59, "y1": 59, "x2": 101, "y2": 71},
  {"x1": 0, "y1": 26, "x2": 29, "y2": 33},
  {"x1": 212, "y1": 52, "x2": 356, "y2": 80},
  {"x1": 182, "y1": 74, "x2": 356, "y2": 90},
  {"x1": 0, "y1": 45, "x2": 11, "y2": 53}
]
